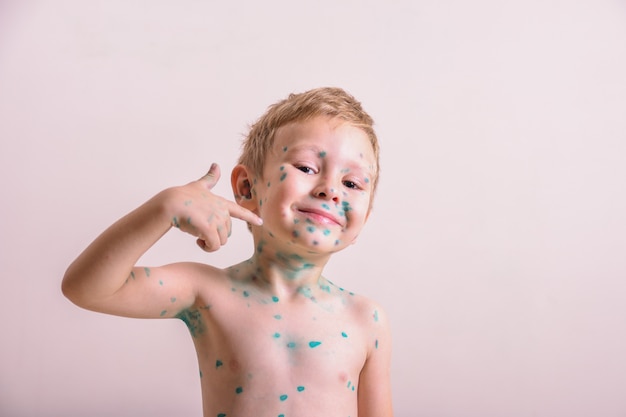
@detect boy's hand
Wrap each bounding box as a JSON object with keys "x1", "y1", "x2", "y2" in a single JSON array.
[{"x1": 166, "y1": 163, "x2": 262, "y2": 252}]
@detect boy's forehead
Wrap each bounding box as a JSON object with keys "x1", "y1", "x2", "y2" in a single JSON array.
[{"x1": 272, "y1": 117, "x2": 376, "y2": 161}]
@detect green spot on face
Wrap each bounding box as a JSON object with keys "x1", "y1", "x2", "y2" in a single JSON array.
[
  {"x1": 130, "y1": 271, "x2": 135, "y2": 280},
  {"x1": 218, "y1": 414, "x2": 226, "y2": 417},
  {"x1": 375, "y1": 339, "x2": 379, "y2": 349},
  {"x1": 280, "y1": 173, "x2": 287, "y2": 181},
  {"x1": 144, "y1": 267, "x2": 151, "y2": 277},
  {"x1": 323, "y1": 229, "x2": 331, "y2": 236},
  {"x1": 236, "y1": 386, "x2": 243, "y2": 394},
  {"x1": 287, "y1": 342, "x2": 296, "y2": 349},
  {"x1": 297, "y1": 386, "x2": 305, "y2": 392},
  {"x1": 280, "y1": 394, "x2": 288, "y2": 401},
  {"x1": 172, "y1": 216, "x2": 180, "y2": 228},
  {"x1": 283, "y1": 146, "x2": 288, "y2": 152},
  {"x1": 321, "y1": 203, "x2": 330, "y2": 210},
  {"x1": 274, "y1": 314, "x2": 282, "y2": 320},
  {"x1": 273, "y1": 332, "x2": 281, "y2": 338},
  {"x1": 243, "y1": 291, "x2": 250, "y2": 297},
  {"x1": 159, "y1": 280, "x2": 163, "y2": 286},
  {"x1": 199, "y1": 370, "x2": 203, "y2": 378},
  {"x1": 318, "y1": 151, "x2": 327, "y2": 158},
  {"x1": 306, "y1": 226, "x2": 315, "y2": 233},
  {"x1": 342, "y1": 332, "x2": 348, "y2": 338},
  {"x1": 364, "y1": 177, "x2": 370, "y2": 183},
  {"x1": 308, "y1": 341, "x2": 322, "y2": 348},
  {"x1": 216, "y1": 360, "x2": 223, "y2": 368},
  {"x1": 272, "y1": 296, "x2": 279, "y2": 303}
]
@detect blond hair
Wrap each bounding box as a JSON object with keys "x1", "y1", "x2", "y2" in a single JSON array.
[{"x1": 238, "y1": 87, "x2": 380, "y2": 194}]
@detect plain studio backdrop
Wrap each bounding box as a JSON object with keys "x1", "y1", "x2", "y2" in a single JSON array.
[{"x1": 1, "y1": 1, "x2": 625, "y2": 416}]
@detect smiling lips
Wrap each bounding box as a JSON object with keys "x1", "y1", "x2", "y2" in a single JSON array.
[{"x1": 297, "y1": 207, "x2": 343, "y2": 227}]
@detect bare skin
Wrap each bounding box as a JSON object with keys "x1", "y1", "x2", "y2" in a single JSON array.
[{"x1": 62, "y1": 117, "x2": 393, "y2": 417}]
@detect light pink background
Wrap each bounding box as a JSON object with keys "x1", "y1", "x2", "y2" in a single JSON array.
[{"x1": 1, "y1": 1, "x2": 626, "y2": 416}]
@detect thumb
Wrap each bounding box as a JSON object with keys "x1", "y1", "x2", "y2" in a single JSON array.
[{"x1": 200, "y1": 163, "x2": 220, "y2": 187}]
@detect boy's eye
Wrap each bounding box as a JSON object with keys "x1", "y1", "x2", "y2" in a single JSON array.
[
  {"x1": 343, "y1": 180, "x2": 359, "y2": 190},
  {"x1": 296, "y1": 165, "x2": 316, "y2": 175}
]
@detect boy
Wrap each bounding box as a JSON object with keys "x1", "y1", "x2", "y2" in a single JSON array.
[{"x1": 62, "y1": 87, "x2": 393, "y2": 417}]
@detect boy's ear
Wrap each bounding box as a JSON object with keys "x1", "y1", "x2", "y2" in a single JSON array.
[{"x1": 231, "y1": 164, "x2": 257, "y2": 211}]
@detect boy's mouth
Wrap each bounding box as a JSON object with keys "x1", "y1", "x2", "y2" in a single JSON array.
[{"x1": 296, "y1": 207, "x2": 343, "y2": 227}]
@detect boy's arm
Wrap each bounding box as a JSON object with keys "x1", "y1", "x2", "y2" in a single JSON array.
[
  {"x1": 358, "y1": 304, "x2": 394, "y2": 417},
  {"x1": 62, "y1": 164, "x2": 262, "y2": 318}
]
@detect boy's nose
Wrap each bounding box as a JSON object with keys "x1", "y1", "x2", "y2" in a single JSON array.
[{"x1": 313, "y1": 184, "x2": 340, "y2": 203}]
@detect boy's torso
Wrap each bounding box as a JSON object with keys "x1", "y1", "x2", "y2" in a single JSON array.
[{"x1": 180, "y1": 263, "x2": 373, "y2": 417}]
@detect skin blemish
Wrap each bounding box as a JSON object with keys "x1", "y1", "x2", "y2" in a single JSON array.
[
  {"x1": 184, "y1": 200, "x2": 192, "y2": 206},
  {"x1": 218, "y1": 414, "x2": 226, "y2": 417},
  {"x1": 130, "y1": 271, "x2": 135, "y2": 280},
  {"x1": 170, "y1": 297, "x2": 176, "y2": 303},
  {"x1": 373, "y1": 310, "x2": 379, "y2": 322},
  {"x1": 216, "y1": 360, "x2": 223, "y2": 369},
  {"x1": 272, "y1": 296, "x2": 280, "y2": 303},
  {"x1": 297, "y1": 386, "x2": 305, "y2": 392},
  {"x1": 335, "y1": 240, "x2": 340, "y2": 245},
  {"x1": 176, "y1": 308, "x2": 205, "y2": 338},
  {"x1": 376, "y1": 339, "x2": 379, "y2": 349},
  {"x1": 172, "y1": 217, "x2": 180, "y2": 228},
  {"x1": 236, "y1": 387, "x2": 243, "y2": 394},
  {"x1": 273, "y1": 332, "x2": 281, "y2": 338},
  {"x1": 160, "y1": 310, "x2": 167, "y2": 317},
  {"x1": 287, "y1": 342, "x2": 296, "y2": 349},
  {"x1": 243, "y1": 291, "x2": 250, "y2": 297},
  {"x1": 283, "y1": 146, "x2": 288, "y2": 152},
  {"x1": 306, "y1": 226, "x2": 315, "y2": 233},
  {"x1": 274, "y1": 314, "x2": 282, "y2": 320},
  {"x1": 294, "y1": 219, "x2": 300, "y2": 224},
  {"x1": 323, "y1": 229, "x2": 331, "y2": 236},
  {"x1": 308, "y1": 341, "x2": 322, "y2": 348},
  {"x1": 280, "y1": 394, "x2": 288, "y2": 401},
  {"x1": 280, "y1": 173, "x2": 287, "y2": 181},
  {"x1": 342, "y1": 332, "x2": 348, "y2": 338},
  {"x1": 267, "y1": 182, "x2": 271, "y2": 187},
  {"x1": 321, "y1": 203, "x2": 330, "y2": 210},
  {"x1": 187, "y1": 216, "x2": 192, "y2": 225},
  {"x1": 144, "y1": 267, "x2": 151, "y2": 277},
  {"x1": 364, "y1": 177, "x2": 370, "y2": 183}
]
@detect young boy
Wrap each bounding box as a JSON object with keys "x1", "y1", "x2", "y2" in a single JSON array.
[{"x1": 62, "y1": 87, "x2": 393, "y2": 417}]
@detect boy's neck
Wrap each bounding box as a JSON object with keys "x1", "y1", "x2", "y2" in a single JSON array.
[{"x1": 242, "y1": 246, "x2": 332, "y2": 298}]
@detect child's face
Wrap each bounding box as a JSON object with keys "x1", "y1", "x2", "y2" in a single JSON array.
[{"x1": 253, "y1": 116, "x2": 376, "y2": 254}]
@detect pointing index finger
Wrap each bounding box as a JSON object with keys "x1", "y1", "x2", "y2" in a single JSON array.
[{"x1": 227, "y1": 200, "x2": 263, "y2": 226}]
